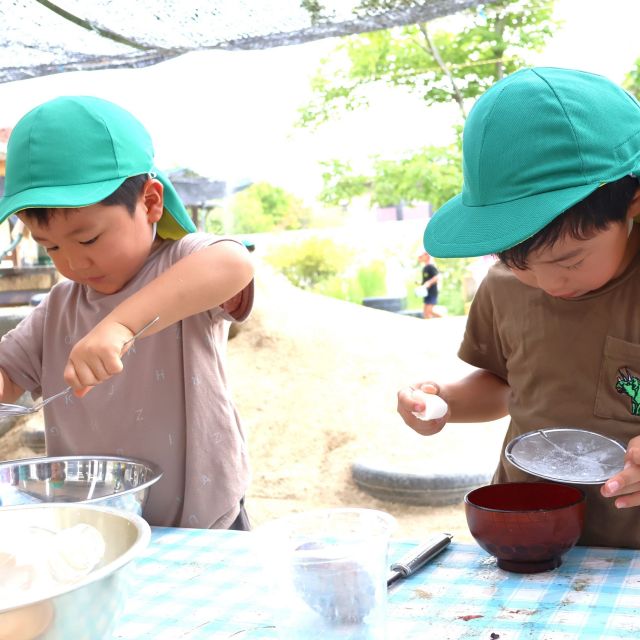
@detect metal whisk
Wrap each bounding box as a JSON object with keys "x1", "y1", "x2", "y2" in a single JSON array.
[{"x1": 0, "y1": 316, "x2": 159, "y2": 417}]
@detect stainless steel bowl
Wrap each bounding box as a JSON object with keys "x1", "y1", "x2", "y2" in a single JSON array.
[
  {"x1": 0, "y1": 455, "x2": 162, "y2": 516},
  {"x1": 0, "y1": 503, "x2": 150, "y2": 639}
]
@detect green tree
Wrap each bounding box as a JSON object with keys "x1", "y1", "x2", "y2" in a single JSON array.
[
  {"x1": 319, "y1": 141, "x2": 462, "y2": 210},
  {"x1": 300, "y1": 0, "x2": 558, "y2": 127},
  {"x1": 266, "y1": 237, "x2": 352, "y2": 288},
  {"x1": 301, "y1": 0, "x2": 559, "y2": 207},
  {"x1": 623, "y1": 59, "x2": 640, "y2": 100},
  {"x1": 229, "y1": 182, "x2": 313, "y2": 233},
  {"x1": 204, "y1": 207, "x2": 225, "y2": 235}
]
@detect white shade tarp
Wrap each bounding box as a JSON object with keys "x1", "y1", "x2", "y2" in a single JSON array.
[{"x1": 0, "y1": 0, "x2": 487, "y2": 83}]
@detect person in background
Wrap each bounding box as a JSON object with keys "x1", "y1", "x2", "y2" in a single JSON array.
[
  {"x1": 397, "y1": 67, "x2": 640, "y2": 548},
  {"x1": 0, "y1": 96, "x2": 255, "y2": 530},
  {"x1": 418, "y1": 251, "x2": 441, "y2": 319},
  {"x1": 49, "y1": 461, "x2": 66, "y2": 490}
]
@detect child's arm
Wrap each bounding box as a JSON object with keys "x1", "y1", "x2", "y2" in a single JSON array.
[
  {"x1": 64, "y1": 240, "x2": 254, "y2": 395},
  {"x1": 0, "y1": 367, "x2": 25, "y2": 404},
  {"x1": 397, "y1": 369, "x2": 510, "y2": 436}
]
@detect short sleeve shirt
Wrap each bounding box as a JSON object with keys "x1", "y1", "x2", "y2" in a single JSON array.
[
  {"x1": 459, "y1": 253, "x2": 640, "y2": 548},
  {"x1": 422, "y1": 263, "x2": 439, "y2": 297},
  {"x1": 0, "y1": 233, "x2": 253, "y2": 528}
]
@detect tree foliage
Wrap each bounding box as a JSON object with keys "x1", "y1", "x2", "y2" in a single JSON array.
[
  {"x1": 266, "y1": 237, "x2": 352, "y2": 288},
  {"x1": 229, "y1": 182, "x2": 313, "y2": 233},
  {"x1": 300, "y1": 0, "x2": 558, "y2": 127},
  {"x1": 319, "y1": 141, "x2": 462, "y2": 209},
  {"x1": 623, "y1": 60, "x2": 640, "y2": 100},
  {"x1": 301, "y1": 0, "x2": 559, "y2": 208}
]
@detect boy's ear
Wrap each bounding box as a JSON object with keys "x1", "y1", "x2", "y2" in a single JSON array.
[{"x1": 141, "y1": 178, "x2": 164, "y2": 224}]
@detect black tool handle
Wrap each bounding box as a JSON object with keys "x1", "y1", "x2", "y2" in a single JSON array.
[{"x1": 389, "y1": 532, "x2": 452, "y2": 577}]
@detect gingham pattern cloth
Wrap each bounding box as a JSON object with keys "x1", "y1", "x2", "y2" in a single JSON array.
[{"x1": 114, "y1": 528, "x2": 640, "y2": 639}]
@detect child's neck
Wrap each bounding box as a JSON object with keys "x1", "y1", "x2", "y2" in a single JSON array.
[{"x1": 150, "y1": 236, "x2": 164, "y2": 253}]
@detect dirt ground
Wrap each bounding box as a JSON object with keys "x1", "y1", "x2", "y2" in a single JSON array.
[
  {"x1": 229, "y1": 268, "x2": 509, "y2": 542},
  {"x1": 0, "y1": 267, "x2": 509, "y2": 543}
]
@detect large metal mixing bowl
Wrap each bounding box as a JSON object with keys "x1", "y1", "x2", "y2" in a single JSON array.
[
  {"x1": 0, "y1": 503, "x2": 150, "y2": 639},
  {"x1": 0, "y1": 455, "x2": 162, "y2": 516}
]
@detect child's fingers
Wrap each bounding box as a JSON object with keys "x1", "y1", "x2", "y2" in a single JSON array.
[
  {"x1": 600, "y1": 443, "x2": 640, "y2": 502},
  {"x1": 625, "y1": 446, "x2": 640, "y2": 466},
  {"x1": 73, "y1": 386, "x2": 94, "y2": 399},
  {"x1": 101, "y1": 353, "x2": 125, "y2": 376},
  {"x1": 410, "y1": 415, "x2": 447, "y2": 436},
  {"x1": 611, "y1": 484, "x2": 640, "y2": 508},
  {"x1": 397, "y1": 387, "x2": 420, "y2": 412},
  {"x1": 72, "y1": 359, "x2": 105, "y2": 386},
  {"x1": 65, "y1": 353, "x2": 122, "y2": 390},
  {"x1": 602, "y1": 466, "x2": 640, "y2": 499},
  {"x1": 416, "y1": 382, "x2": 440, "y2": 395},
  {"x1": 64, "y1": 362, "x2": 92, "y2": 396},
  {"x1": 397, "y1": 384, "x2": 448, "y2": 436},
  {"x1": 604, "y1": 479, "x2": 640, "y2": 498},
  {"x1": 396, "y1": 389, "x2": 445, "y2": 436},
  {"x1": 602, "y1": 474, "x2": 624, "y2": 498},
  {"x1": 398, "y1": 386, "x2": 435, "y2": 419}
]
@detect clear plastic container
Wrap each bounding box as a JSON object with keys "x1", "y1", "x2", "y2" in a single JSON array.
[{"x1": 258, "y1": 508, "x2": 395, "y2": 640}]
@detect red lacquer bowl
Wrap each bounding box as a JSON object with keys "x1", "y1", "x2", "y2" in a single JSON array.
[{"x1": 464, "y1": 482, "x2": 586, "y2": 574}]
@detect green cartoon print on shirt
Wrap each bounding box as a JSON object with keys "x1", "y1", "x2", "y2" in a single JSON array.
[{"x1": 616, "y1": 368, "x2": 640, "y2": 416}]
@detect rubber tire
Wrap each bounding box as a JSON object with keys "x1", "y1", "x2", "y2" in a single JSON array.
[
  {"x1": 361, "y1": 297, "x2": 406, "y2": 313},
  {"x1": 398, "y1": 309, "x2": 423, "y2": 318},
  {"x1": 351, "y1": 459, "x2": 492, "y2": 506}
]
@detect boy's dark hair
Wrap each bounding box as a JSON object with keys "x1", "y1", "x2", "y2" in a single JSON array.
[
  {"x1": 20, "y1": 174, "x2": 148, "y2": 226},
  {"x1": 497, "y1": 175, "x2": 639, "y2": 269}
]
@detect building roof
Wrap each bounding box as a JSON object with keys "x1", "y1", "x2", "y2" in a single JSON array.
[{"x1": 167, "y1": 170, "x2": 228, "y2": 207}]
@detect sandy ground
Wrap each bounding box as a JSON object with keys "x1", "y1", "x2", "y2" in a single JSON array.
[
  {"x1": 228, "y1": 269, "x2": 509, "y2": 542},
  {"x1": 0, "y1": 267, "x2": 509, "y2": 543}
]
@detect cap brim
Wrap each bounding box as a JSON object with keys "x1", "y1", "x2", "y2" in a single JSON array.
[
  {"x1": 424, "y1": 182, "x2": 603, "y2": 258},
  {"x1": 154, "y1": 169, "x2": 196, "y2": 239},
  {"x1": 0, "y1": 177, "x2": 126, "y2": 223}
]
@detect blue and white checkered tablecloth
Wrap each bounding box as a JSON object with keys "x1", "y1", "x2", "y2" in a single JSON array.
[{"x1": 114, "y1": 527, "x2": 640, "y2": 640}]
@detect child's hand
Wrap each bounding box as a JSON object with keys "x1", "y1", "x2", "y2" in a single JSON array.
[
  {"x1": 396, "y1": 382, "x2": 449, "y2": 436},
  {"x1": 63, "y1": 321, "x2": 138, "y2": 397},
  {"x1": 601, "y1": 434, "x2": 640, "y2": 507}
]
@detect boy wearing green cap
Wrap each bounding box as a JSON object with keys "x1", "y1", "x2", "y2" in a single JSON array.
[
  {"x1": 397, "y1": 67, "x2": 640, "y2": 548},
  {"x1": 0, "y1": 96, "x2": 255, "y2": 529}
]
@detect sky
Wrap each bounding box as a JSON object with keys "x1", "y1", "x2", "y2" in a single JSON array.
[{"x1": 1, "y1": 0, "x2": 640, "y2": 201}]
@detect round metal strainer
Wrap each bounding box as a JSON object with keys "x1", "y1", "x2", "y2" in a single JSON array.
[{"x1": 505, "y1": 428, "x2": 626, "y2": 485}]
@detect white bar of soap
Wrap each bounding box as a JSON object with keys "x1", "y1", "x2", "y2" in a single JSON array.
[
  {"x1": 48, "y1": 524, "x2": 106, "y2": 583},
  {"x1": 411, "y1": 389, "x2": 448, "y2": 421}
]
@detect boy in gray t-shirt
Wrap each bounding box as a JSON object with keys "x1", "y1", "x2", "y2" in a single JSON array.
[{"x1": 0, "y1": 96, "x2": 254, "y2": 529}]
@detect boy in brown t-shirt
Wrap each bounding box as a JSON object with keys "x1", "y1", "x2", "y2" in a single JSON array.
[
  {"x1": 0, "y1": 96, "x2": 254, "y2": 529},
  {"x1": 397, "y1": 67, "x2": 640, "y2": 548}
]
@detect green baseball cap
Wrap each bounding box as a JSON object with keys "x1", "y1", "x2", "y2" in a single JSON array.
[
  {"x1": 424, "y1": 67, "x2": 640, "y2": 258},
  {"x1": 0, "y1": 96, "x2": 196, "y2": 239}
]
